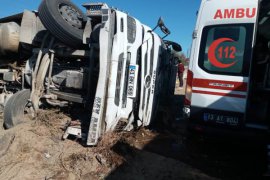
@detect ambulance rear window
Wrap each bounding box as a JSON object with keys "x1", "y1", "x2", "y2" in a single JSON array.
[
  {"x1": 214, "y1": 28, "x2": 240, "y2": 41},
  {"x1": 199, "y1": 24, "x2": 253, "y2": 76}
]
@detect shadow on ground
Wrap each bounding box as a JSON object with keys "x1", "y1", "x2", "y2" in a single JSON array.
[{"x1": 105, "y1": 94, "x2": 267, "y2": 180}]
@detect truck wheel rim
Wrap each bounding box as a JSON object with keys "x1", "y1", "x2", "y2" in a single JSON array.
[{"x1": 58, "y1": 3, "x2": 83, "y2": 29}]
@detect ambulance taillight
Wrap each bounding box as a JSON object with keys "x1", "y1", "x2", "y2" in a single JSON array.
[
  {"x1": 184, "y1": 70, "x2": 193, "y2": 106},
  {"x1": 183, "y1": 70, "x2": 193, "y2": 117}
]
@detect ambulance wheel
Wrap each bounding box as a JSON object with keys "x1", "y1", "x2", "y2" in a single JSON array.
[
  {"x1": 38, "y1": 0, "x2": 84, "y2": 48},
  {"x1": 4, "y1": 89, "x2": 31, "y2": 129}
]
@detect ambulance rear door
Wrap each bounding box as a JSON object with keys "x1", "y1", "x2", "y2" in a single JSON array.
[{"x1": 190, "y1": 0, "x2": 258, "y2": 128}]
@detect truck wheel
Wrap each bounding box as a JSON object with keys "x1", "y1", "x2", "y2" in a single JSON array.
[
  {"x1": 4, "y1": 89, "x2": 31, "y2": 129},
  {"x1": 38, "y1": 0, "x2": 84, "y2": 48}
]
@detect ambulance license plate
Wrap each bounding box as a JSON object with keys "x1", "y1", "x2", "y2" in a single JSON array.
[{"x1": 204, "y1": 113, "x2": 239, "y2": 126}]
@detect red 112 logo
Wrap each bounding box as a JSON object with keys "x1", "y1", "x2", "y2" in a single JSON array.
[{"x1": 208, "y1": 38, "x2": 237, "y2": 68}]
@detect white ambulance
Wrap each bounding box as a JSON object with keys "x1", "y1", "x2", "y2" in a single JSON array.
[{"x1": 184, "y1": 0, "x2": 270, "y2": 137}]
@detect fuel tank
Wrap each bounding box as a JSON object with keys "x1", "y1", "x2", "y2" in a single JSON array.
[{"x1": 0, "y1": 22, "x2": 20, "y2": 56}]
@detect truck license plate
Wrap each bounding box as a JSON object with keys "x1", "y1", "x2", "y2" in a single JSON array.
[{"x1": 127, "y1": 65, "x2": 138, "y2": 98}]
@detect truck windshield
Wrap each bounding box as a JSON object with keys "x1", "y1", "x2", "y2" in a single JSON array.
[{"x1": 199, "y1": 24, "x2": 254, "y2": 76}]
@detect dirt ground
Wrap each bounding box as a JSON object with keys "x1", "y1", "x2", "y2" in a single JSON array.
[
  {"x1": 0, "y1": 77, "x2": 266, "y2": 180},
  {"x1": 0, "y1": 75, "x2": 218, "y2": 180},
  {"x1": 0, "y1": 109, "x2": 216, "y2": 180}
]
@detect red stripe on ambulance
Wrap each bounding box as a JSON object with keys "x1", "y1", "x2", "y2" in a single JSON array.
[
  {"x1": 192, "y1": 90, "x2": 246, "y2": 99},
  {"x1": 193, "y1": 78, "x2": 248, "y2": 92}
]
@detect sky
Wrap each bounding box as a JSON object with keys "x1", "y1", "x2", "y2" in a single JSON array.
[{"x1": 0, "y1": 0, "x2": 201, "y2": 55}]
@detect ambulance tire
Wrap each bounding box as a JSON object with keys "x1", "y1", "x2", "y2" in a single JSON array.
[
  {"x1": 38, "y1": 0, "x2": 84, "y2": 48},
  {"x1": 4, "y1": 89, "x2": 31, "y2": 129}
]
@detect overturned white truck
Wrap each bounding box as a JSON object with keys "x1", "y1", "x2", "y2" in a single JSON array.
[{"x1": 0, "y1": 0, "x2": 181, "y2": 145}]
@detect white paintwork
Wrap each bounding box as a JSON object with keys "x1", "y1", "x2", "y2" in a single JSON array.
[
  {"x1": 88, "y1": 8, "x2": 170, "y2": 145},
  {"x1": 119, "y1": 18, "x2": 143, "y2": 120},
  {"x1": 105, "y1": 11, "x2": 144, "y2": 131},
  {"x1": 143, "y1": 33, "x2": 162, "y2": 126},
  {"x1": 191, "y1": 93, "x2": 247, "y2": 113},
  {"x1": 138, "y1": 25, "x2": 153, "y2": 123},
  {"x1": 87, "y1": 10, "x2": 112, "y2": 146},
  {"x1": 105, "y1": 11, "x2": 128, "y2": 131},
  {"x1": 187, "y1": 0, "x2": 259, "y2": 113}
]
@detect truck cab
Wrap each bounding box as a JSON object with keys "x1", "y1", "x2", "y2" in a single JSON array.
[{"x1": 0, "y1": 1, "x2": 180, "y2": 146}]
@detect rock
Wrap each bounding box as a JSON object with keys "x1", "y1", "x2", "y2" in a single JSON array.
[
  {"x1": 44, "y1": 152, "x2": 51, "y2": 159},
  {"x1": 96, "y1": 154, "x2": 107, "y2": 165}
]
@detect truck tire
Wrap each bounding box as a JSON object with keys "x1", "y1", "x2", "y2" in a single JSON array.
[
  {"x1": 4, "y1": 89, "x2": 31, "y2": 129},
  {"x1": 38, "y1": 0, "x2": 84, "y2": 48}
]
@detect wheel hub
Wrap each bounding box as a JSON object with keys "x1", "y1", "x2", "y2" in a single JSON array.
[{"x1": 58, "y1": 4, "x2": 83, "y2": 29}]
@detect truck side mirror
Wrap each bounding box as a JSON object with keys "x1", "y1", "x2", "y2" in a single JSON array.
[
  {"x1": 151, "y1": 17, "x2": 171, "y2": 38},
  {"x1": 158, "y1": 17, "x2": 171, "y2": 36},
  {"x1": 158, "y1": 17, "x2": 165, "y2": 27}
]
